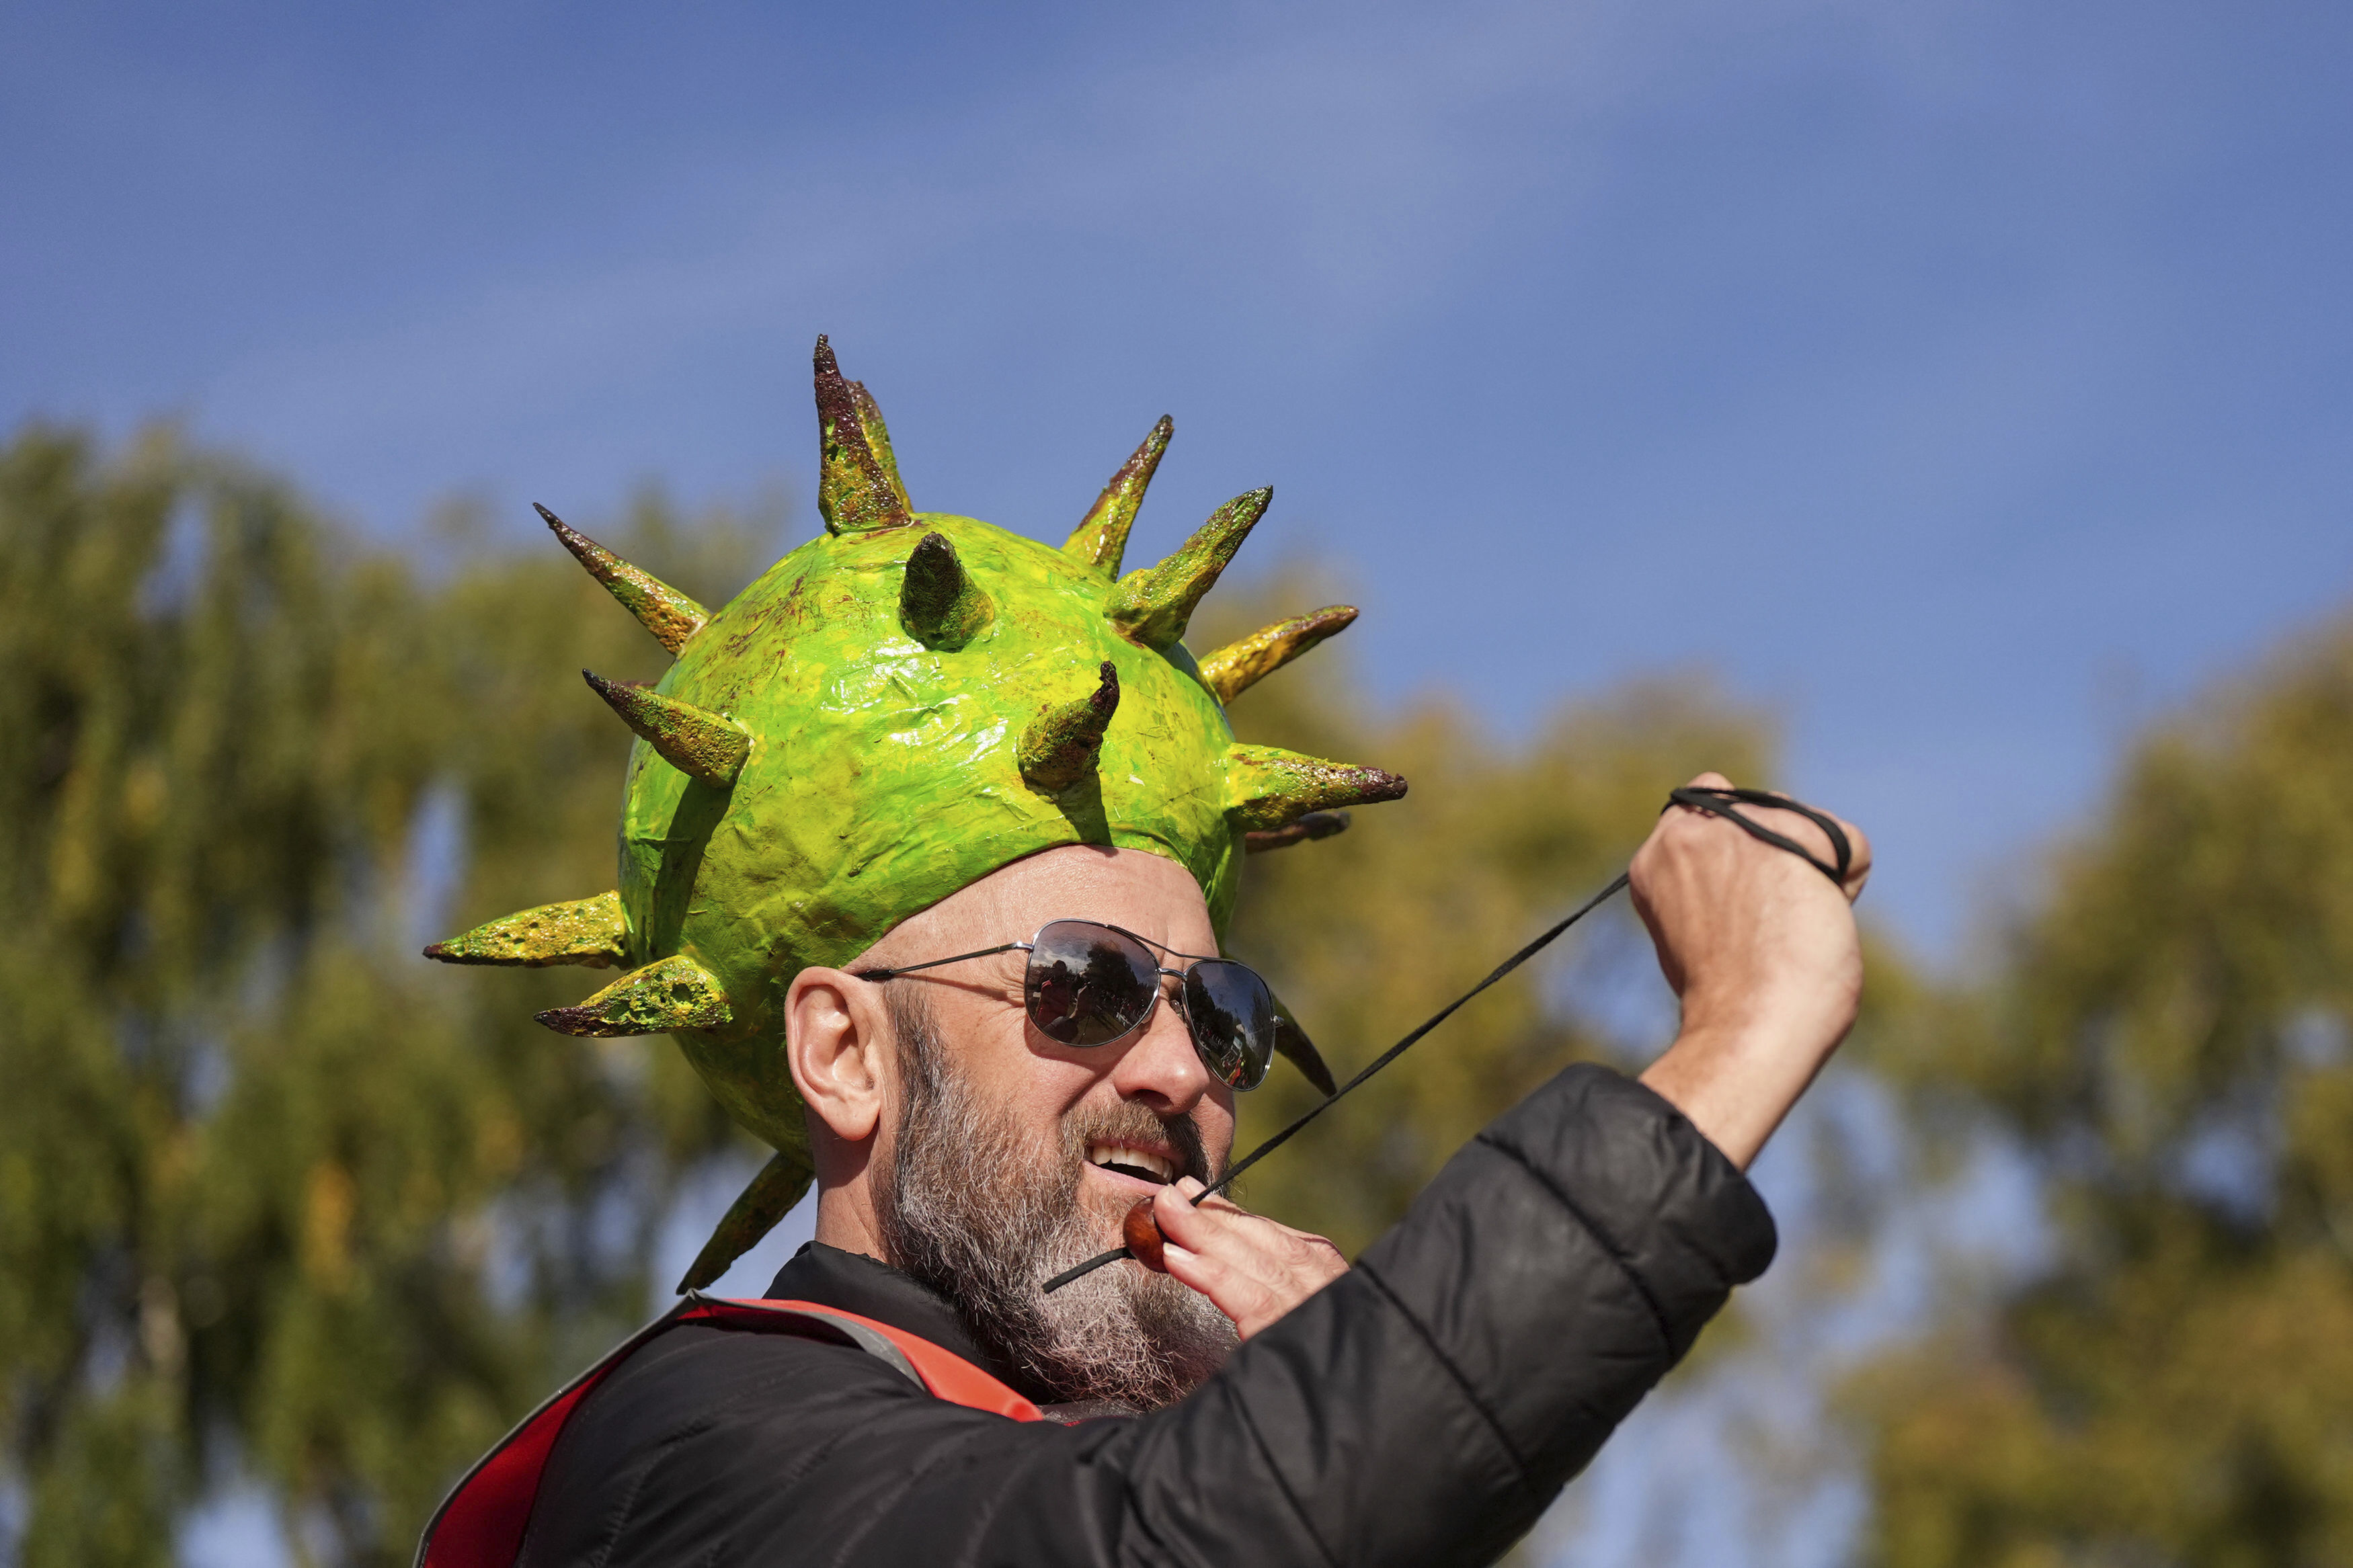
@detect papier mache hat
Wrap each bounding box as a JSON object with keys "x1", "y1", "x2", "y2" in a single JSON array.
[{"x1": 426, "y1": 339, "x2": 1407, "y2": 1289}]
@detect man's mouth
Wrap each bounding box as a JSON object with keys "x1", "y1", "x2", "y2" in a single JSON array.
[{"x1": 1085, "y1": 1140, "x2": 1177, "y2": 1186}]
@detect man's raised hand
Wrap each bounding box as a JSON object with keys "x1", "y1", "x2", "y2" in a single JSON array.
[{"x1": 1632, "y1": 771, "x2": 1870, "y2": 1169}]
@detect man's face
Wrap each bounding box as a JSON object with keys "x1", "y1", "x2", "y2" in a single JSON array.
[
  {"x1": 853, "y1": 845, "x2": 1242, "y2": 1407},
  {"x1": 859, "y1": 843, "x2": 1237, "y2": 1248}
]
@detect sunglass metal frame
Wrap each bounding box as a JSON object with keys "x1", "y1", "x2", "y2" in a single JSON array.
[{"x1": 848, "y1": 919, "x2": 1275, "y2": 1090}]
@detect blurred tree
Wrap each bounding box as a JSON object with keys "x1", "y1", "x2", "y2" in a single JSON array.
[
  {"x1": 1859, "y1": 616, "x2": 2353, "y2": 1567},
  {"x1": 0, "y1": 427, "x2": 769, "y2": 1565}
]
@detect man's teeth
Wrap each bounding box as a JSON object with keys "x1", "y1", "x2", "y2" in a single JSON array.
[{"x1": 1086, "y1": 1143, "x2": 1175, "y2": 1182}]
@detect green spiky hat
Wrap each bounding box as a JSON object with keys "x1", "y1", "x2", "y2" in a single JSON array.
[{"x1": 428, "y1": 339, "x2": 1404, "y2": 1287}]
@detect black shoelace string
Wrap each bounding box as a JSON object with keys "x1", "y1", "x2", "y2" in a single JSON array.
[{"x1": 1041, "y1": 786, "x2": 1849, "y2": 1292}]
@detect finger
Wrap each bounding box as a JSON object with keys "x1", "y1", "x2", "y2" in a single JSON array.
[
  {"x1": 1160, "y1": 1224, "x2": 1342, "y2": 1339},
  {"x1": 1153, "y1": 1182, "x2": 1273, "y2": 1264},
  {"x1": 1152, "y1": 1180, "x2": 1238, "y2": 1255},
  {"x1": 1156, "y1": 1176, "x2": 1252, "y2": 1232},
  {"x1": 1151, "y1": 1189, "x2": 1289, "y2": 1319},
  {"x1": 1677, "y1": 770, "x2": 1733, "y2": 800},
  {"x1": 1737, "y1": 794, "x2": 1872, "y2": 903},
  {"x1": 1154, "y1": 1183, "x2": 1336, "y2": 1300},
  {"x1": 1179, "y1": 1177, "x2": 1250, "y2": 1219},
  {"x1": 1158, "y1": 1241, "x2": 1281, "y2": 1335},
  {"x1": 1673, "y1": 775, "x2": 1871, "y2": 903},
  {"x1": 1836, "y1": 817, "x2": 1871, "y2": 901}
]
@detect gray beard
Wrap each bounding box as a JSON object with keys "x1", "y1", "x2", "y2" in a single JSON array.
[{"x1": 873, "y1": 991, "x2": 1238, "y2": 1412}]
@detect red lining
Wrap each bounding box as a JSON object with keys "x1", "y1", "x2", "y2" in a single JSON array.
[{"x1": 417, "y1": 1297, "x2": 1041, "y2": 1568}]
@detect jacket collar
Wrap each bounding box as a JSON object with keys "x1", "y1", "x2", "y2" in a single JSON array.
[{"x1": 761, "y1": 1243, "x2": 1049, "y2": 1401}]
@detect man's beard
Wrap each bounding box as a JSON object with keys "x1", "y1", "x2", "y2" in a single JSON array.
[{"x1": 873, "y1": 991, "x2": 1238, "y2": 1412}]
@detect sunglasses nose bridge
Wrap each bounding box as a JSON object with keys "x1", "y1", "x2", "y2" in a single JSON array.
[{"x1": 1103, "y1": 985, "x2": 1225, "y2": 1107}]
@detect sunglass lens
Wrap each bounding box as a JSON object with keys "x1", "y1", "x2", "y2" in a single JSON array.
[
  {"x1": 1181, "y1": 960, "x2": 1275, "y2": 1091},
  {"x1": 1025, "y1": 921, "x2": 1160, "y2": 1046}
]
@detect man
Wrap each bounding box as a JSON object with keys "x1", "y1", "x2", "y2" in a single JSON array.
[{"x1": 417, "y1": 342, "x2": 1868, "y2": 1567}]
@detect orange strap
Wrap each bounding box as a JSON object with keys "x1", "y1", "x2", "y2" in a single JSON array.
[
  {"x1": 415, "y1": 1295, "x2": 1041, "y2": 1568},
  {"x1": 705, "y1": 1298, "x2": 1045, "y2": 1422}
]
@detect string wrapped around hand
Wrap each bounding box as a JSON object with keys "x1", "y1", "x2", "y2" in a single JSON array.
[{"x1": 1045, "y1": 784, "x2": 1849, "y2": 1293}]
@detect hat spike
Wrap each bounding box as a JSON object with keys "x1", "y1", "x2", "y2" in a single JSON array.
[
  {"x1": 1242, "y1": 810, "x2": 1351, "y2": 854},
  {"x1": 1224, "y1": 744, "x2": 1406, "y2": 830},
  {"x1": 536, "y1": 953, "x2": 734, "y2": 1036},
  {"x1": 424, "y1": 891, "x2": 629, "y2": 968},
  {"x1": 1019, "y1": 661, "x2": 1121, "y2": 794},
  {"x1": 1197, "y1": 606, "x2": 1357, "y2": 705},
  {"x1": 583, "y1": 671, "x2": 752, "y2": 786},
  {"x1": 676, "y1": 1149, "x2": 815, "y2": 1293},
  {"x1": 848, "y1": 378, "x2": 907, "y2": 509},
  {"x1": 1105, "y1": 487, "x2": 1271, "y2": 651},
  {"x1": 814, "y1": 336, "x2": 914, "y2": 534},
  {"x1": 1062, "y1": 415, "x2": 1172, "y2": 579},
  {"x1": 537, "y1": 504, "x2": 709, "y2": 655},
  {"x1": 899, "y1": 532, "x2": 994, "y2": 651}
]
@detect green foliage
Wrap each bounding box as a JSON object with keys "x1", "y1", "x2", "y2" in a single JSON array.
[
  {"x1": 0, "y1": 428, "x2": 759, "y2": 1565},
  {"x1": 1859, "y1": 618, "x2": 2353, "y2": 1567}
]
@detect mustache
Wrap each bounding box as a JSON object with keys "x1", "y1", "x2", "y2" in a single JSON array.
[{"x1": 1062, "y1": 1100, "x2": 1214, "y2": 1186}]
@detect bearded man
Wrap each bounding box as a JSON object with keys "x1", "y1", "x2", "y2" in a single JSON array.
[{"x1": 415, "y1": 342, "x2": 1869, "y2": 1568}]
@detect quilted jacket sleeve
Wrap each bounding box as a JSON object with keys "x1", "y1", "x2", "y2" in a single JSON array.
[{"x1": 519, "y1": 1065, "x2": 1776, "y2": 1568}]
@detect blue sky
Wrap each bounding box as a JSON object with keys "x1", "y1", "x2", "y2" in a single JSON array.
[{"x1": 10, "y1": 1, "x2": 2352, "y2": 961}]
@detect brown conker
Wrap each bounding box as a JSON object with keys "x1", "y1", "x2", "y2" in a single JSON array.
[{"x1": 1123, "y1": 1197, "x2": 1168, "y2": 1272}]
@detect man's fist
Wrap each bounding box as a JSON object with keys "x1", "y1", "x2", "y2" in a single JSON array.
[{"x1": 1631, "y1": 772, "x2": 1870, "y2": 1169}]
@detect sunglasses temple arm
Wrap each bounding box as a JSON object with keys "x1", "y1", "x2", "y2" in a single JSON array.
[
  {"x1": 853, "y1": 942, "x2": 1028, "y2": 980},
  {"x1": 1041, "y1": 871, "x2": 1634, "y2": 1295}
]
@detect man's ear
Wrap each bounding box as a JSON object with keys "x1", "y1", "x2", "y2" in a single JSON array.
[{"x1": 787, "y1": 967, "x2": 894, "y2": 1146}]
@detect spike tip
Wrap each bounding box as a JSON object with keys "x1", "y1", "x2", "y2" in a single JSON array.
[
  {"x1": 898, "y1": 532, "x2": 994, "y2": 650},
  {"x1": 1019, "y1": 661, "x2": 1121, "y2": 794},
  {"x1": 536, "y1": 504, "x2": 709, "y2": 655},
  {"x1": 1225, "y1": 744, "x2": 1406, "y2": 831},
  {"x1": 677, "y1": 1149, "x2": 814, "y2": 1292},
  {"x1": 584, "y1": 671, "x2": 752, "y2": 785},
  {"x1": 1062, "y1": 415, "x2": 1173, "y2": 578},
  {"x1": 814, "y1": 336, "x2": 914, "y2": 534},
  {"x1": 536, "y1": 954, "x2": 734, "y2": 1037},
  {"x1": 1198, "y1": 606, "x2": 1358, "y2": 705},
  {"x1": 424, "y1": 891, "x2": 629, "y2": 967},
  {"x1": 1104, "y1": 487, "x2": 1271, "y2": 651},
  {"x1": 1243, "y1": 810, "x2": 1352, "y2": 855}
]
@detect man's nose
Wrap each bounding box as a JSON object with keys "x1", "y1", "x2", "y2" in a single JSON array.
[{"x1": 1107, "y1": 979, "x2": 1213, "y2": 1114}]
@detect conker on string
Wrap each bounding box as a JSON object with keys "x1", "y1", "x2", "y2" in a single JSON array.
[{"x1": 1123, "y1": 1198, "x2": 1168, "y2": 1272}]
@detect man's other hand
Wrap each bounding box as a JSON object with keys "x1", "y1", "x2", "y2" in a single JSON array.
[
  {"x1": 1151, "y1": 1177, "x2": 1348, "y2": 1339},
  {"x1": 1632, "y1": 771, "x2": 1870, "y2": 1169}
]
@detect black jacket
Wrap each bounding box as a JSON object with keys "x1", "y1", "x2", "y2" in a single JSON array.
[{"x1": 518, "y1": 1064, "x2": 1776, "y2": 1567}]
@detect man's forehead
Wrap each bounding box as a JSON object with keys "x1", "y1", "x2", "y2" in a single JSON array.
[{"x1": 865, "y1": 845, "x2": 1215, "y2": 966}]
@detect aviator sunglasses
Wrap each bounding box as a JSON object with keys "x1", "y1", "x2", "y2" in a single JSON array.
[{"x1": 850, "y1": 919, "x2": 1277, "y2": 1091}]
